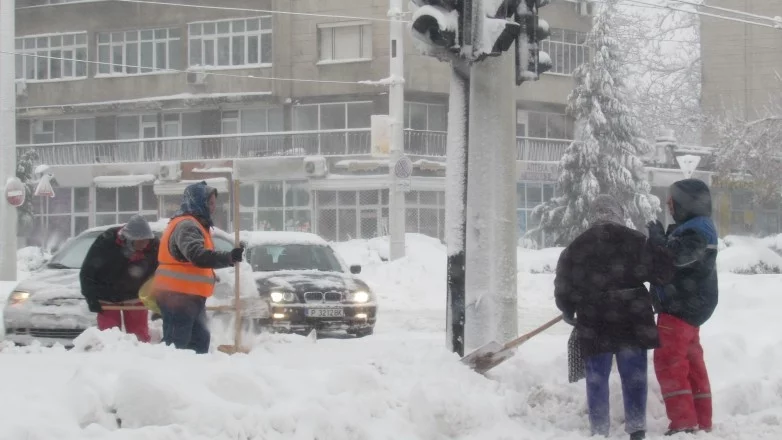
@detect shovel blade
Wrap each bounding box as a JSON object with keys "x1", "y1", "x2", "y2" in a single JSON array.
[
  {"x1": 460, "y1": 341, "x2": 517, "y2": 374},
  {"x1": 217, "y1": 344, "x2": 250, "y2": 355}
]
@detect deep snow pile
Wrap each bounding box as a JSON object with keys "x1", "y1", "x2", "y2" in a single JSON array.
[
  {"x1": 2, "y1": 235, "x2": 782, "y2": 439},
  {"x1": 718, "y1": 235, "x2": 782, "y2": 274}
]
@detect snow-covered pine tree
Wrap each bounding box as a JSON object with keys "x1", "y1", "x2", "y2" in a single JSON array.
[
  {"x1": 529, "y1": 0, "x2": 659, "y2": 246},
  {"x1": 16, "y1": 149, "x2": 39, "y2": 236}
]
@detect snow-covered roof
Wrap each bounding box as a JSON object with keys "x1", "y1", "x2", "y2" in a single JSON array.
[
  {"x1": 93, "y1": 174, "x2": 155, "y2": 188},
  {"x1": 239, "y1": 231, "x2": 329, "y2": 247}
]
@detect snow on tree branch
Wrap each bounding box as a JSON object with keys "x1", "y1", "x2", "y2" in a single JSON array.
[{"x1": 529, "y1": 0, "x2": 660, "y2": 246}]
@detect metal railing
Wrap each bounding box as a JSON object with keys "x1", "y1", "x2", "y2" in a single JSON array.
[
  {"x1": 517, "y1": 137, "x2": 572, "y2": 162},
  {"x1": 16, "y1": 129, "x2": 572, "y2": 166}
]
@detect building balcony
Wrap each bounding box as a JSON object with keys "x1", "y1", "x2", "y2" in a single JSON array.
[{"x1": 17, "y1": 129, "x2": 574, "y2": 166}]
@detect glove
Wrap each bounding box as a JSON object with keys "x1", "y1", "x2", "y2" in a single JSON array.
[
  {"x1": 563, "y1": 312, "x2": 576, "y2": 326},
  {"x1": 87, "y1": 299, "x2": 103, "y2": 313},
  {"x1": 647, "y1": 220, "x2": 666, "y2": 246},
  {"x1": 230, "y1": 246, "x2": 245, "y2": 263}
]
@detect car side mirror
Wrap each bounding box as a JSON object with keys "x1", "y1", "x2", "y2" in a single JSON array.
[{"x1": 350, "y1": 265, "x2": 362, "y2": 274}]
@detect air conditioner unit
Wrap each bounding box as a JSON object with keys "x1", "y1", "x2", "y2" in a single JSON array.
[
  {"x1": 158, "y1": 163, "x2": 181, "y2": 181},
  {"x1": 303, "y1": 156, "x2": 328, "y2": 178},
  {"x1": 186, "y1": 71, "x2": 207, "y2": 85},
  {"x1": 15, "y1": 81, "x2": 27, "y2": 98}
]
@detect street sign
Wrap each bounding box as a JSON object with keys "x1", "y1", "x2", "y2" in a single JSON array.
[
  {"x1": 393, "y1": 155, "x2": 413, "y2": 192},
  {"x1": 5, "y1": 177, "x2": 25, "y2": 207},
  {"x1": 676, "y1": 155, "x2": 701, "y2": 179},
  {"x1": 35, "y1": 174, "x2": 55, "y2": 198}
]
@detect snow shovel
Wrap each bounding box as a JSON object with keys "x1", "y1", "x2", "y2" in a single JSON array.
[
  {"x1": 217, "y1": 179, "x2": 250, "y2": 355},
  {"x1": 461, "y1": 315, "x2": 563, "y2": 374}
]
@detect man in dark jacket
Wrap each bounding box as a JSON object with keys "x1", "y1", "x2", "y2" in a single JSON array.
[
  {"x1": 153, "y1": 181, "x2": 243, "y2": 354},
  {"x1": 555, "y1": 194, "x2": 674, "y2": 440},
  {"x1": 647, "y1": 179, "x2": 718, "y2": 436},
  {"x1": 80, "y1": 215, "x2": 158, "y2": 342}
]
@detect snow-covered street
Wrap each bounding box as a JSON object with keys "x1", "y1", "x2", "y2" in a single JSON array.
[{"x1": 2, "y1": 236, "x2": 782, "y2": 440}]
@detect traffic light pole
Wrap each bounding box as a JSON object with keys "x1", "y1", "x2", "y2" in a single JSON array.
[
  {"x1": 463, "y1": 43, "x2": 519, "y2": 353},
  {"x1": 0, "y1": 0, "x2": 18, "y2": 281},
  {"x1": 445, "y1": 63, "x2": 470, "y2": 357}
]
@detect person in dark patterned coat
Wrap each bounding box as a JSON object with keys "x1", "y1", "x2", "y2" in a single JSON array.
[{"x1": 555, "y1": 194, "x2": 674, "y2": 440}]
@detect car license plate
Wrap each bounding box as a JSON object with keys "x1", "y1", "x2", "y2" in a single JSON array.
[{"x1": 306, "y1": 307, "x2": 344, "y2": 318}]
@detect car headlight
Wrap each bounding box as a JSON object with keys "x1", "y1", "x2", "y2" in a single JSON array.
[
  {"x1": 270, "y1": 291, "x2": 296, "y2": 303},
  {"x1": 349, "y1": 291, "x2": 370, "y2": 303},
  {"x1": 8, "y1": 290, "x2": 31, "y2": 306}
]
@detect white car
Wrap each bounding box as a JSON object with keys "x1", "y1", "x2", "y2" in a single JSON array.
[{"x1": 3, "y1": 220, "x2": 236, "y2": 347}]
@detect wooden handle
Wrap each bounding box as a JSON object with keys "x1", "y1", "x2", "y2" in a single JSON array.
[
  {"x1": 502, "y1": 315, "x2": 564, "y2": 351},
  {"x1": 232, "y1": 178, "x2": 243, "y2": 350}
]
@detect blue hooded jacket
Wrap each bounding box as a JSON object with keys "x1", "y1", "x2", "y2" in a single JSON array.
[{"x1": 173, "y1": 181, "x2": 218, "y2": 228}]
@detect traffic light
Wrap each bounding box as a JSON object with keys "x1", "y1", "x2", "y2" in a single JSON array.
[
  {"x1": 483, "y1": 1, "x2": 522, "y2": 56},
  {"x1": 409, "y1": 0, "x2": 461, "y2": 55},
  {"x1": 516, "y1": 0, "x2": 552, "y2": 84}
]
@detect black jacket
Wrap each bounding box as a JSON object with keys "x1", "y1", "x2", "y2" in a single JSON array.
[
  {"x1": 555, "y1": 222, "x2": 674, "y2": 358},
  {"x1": 653, "y1": 179, "x2": 719, "y2": 327},
  {"x1": 80, "y1": 227, "x2": 159, "y2": 305}
]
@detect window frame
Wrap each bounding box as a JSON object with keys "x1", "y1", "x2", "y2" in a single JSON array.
[
  {"x1": 96, "y1": 27, "x2": 182, "y2": 76},
  {"x1": 317, "y1": 21, "x2": 373, "y2": 65},
  {"x1": 540, "y1": 28, "x2": 588, "y2": 76},
  {"x1": 15, "y1": 31, "x2": 88, "y2": 82},
  {"x1": 187, "y1": 16, "x2": 273, "y2": 69}
]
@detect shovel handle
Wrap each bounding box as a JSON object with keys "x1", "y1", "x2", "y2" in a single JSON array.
[{"x1": 502, "y1": 315, "x2": 564, "y2": 351}]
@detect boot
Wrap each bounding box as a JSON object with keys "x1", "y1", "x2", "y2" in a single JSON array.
[
  {"x1": 629, "y1": 430, "x2": 645, "y2": 440},
  {"x1": 665, "y1": 428, "x2": 696, "y2": 436}
]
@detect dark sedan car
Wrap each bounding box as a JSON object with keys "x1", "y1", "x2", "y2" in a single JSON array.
[{"x1": 241, "y1": 232, "x2": 377, "y2": 337}]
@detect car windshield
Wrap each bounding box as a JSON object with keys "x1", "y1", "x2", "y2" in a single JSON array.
[
  {"x1": 47, "y1": 232, "x2": 101, "y2": 269},
  {"x1": 248, "y1": 244, "x2": 343, "y2": 273}
]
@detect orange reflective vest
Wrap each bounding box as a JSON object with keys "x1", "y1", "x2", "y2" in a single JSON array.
[{"x1": 153, "y1": 216, "x2": 216, "y2": 298}]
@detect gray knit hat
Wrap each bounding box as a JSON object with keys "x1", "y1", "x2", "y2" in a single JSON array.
[
  {"x1": 589, "y1": 194, "x2": 625, "y2": 225},
  {"x1": 120, "y1": 215, "x2": 155, "y2": 241}
]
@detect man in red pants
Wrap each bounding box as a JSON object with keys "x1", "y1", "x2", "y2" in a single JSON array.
[
  {"x1": 647, "y1": 179, "x2": 719, "y2": 435},
  {"x1": 80, "y1": 215, "x2": 159, "y2": 342}
]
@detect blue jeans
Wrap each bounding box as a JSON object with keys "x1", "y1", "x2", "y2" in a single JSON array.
[
  {"x1": 585, "y1": 348, "x2": 648, "y2": 436},
  {"x1": 158, "y1": 292, "x2": 210, "y2": 354}
]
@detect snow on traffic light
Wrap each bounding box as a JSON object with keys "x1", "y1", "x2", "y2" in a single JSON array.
[{"x1": 516, "y1": 0, "x2": 552, "y2": 84}]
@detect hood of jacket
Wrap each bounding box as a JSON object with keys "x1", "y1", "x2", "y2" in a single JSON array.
[
  {"x1": 670, "y1": 179, "x2": 712, "y2": 224},
  {"x1": 173, "y1": 181, "x2": 218, "y2": 227}
]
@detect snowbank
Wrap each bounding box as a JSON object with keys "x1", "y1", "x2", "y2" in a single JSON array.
[
  {"x1": 16, "y1": 246, "x2": 50, "y2": 273},
  {"x1": 719, "y1": 235, "x2": 782, "y2": 274}
]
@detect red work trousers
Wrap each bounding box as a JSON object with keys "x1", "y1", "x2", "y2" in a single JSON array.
[
  {"x1": 97, "y1": 300, "x2": 150, "y2": 343},
  {"x1": 654, "y1": 313, "x2": 712, "y2": 432}
]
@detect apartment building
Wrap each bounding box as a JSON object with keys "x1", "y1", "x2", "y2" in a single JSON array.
[
  {"x1": 14, "y1": 0, "x2": 592, "y2": 247},
  {"x1": 698, "y1": 0, "x2": 782, "y2": 235}
]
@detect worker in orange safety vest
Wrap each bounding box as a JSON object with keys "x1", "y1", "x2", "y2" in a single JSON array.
[{"x1": 153, "y1": 181, "x2": 244, "y2": 353}]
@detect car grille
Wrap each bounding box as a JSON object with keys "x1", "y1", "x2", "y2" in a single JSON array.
[
  {"x1": 27, "y1": 328, "x2": 85, "y2": 339},
  {"x1": 304, "y1": 291, "x2": 343, "y2": 303}
]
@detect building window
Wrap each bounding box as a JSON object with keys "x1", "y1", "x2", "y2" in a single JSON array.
[
  {"x1": 405, "y1": 190, "x2": 445, "y2": 240},
  {"x1": 404, "y1": 102, "x2": 447, "y2": 155},
  {"x1": 239, "y1": 181, "x2": 312, "y2": 232},
  {"x1": 540, "y1": 28, "x2": 588, "y2": 76},
  {"x1": 188, "y1": 17, "x2": 273, "y2": 68},
  {"x1": 315, "y1": 189, "x2": 387, "y2": 241},
  {"x1": 318, "y1": 22, "x2": 372, "y2": 64},
  {"x1": 95, "y1": 185, "x2": 157, "y2": 227},
  {"x1": 32, "y1": 186, "x2": 91, "y2": 246},
  {"x1": 31, "y1": 118, "x2": 95, "y2": 144},
  {"x1": 15, "y1": 32, "x2": 87, "y2": 81},
  {"x1": 97, "y1": 28, "x2": 182, "y2": 75},
  {"x1": 292, "y1": 102, "x2": 372, "y2": 155},
  {"x1": 519, "y1": 110, "x2": 574, "y2": 140},
  {"x1": 518, "y1": 182, "x2": 556, "y2": 247},
  {"x1": 221, "y1": 108, "x2": 284, "y2": 134}
]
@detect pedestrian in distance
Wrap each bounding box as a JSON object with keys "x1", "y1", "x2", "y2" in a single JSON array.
[
  {"x1": 555, "y1": 194, "x2": 674, "y2": 440},
  {"x1": 80, "y1": 214, "x2": 158, "y2": 342},
  {"x1": 647, "y1": 179, "x2": 718, "y2": 436},
  {"x1": 152, "y1": 181, "x2": 244, "y2": 354}
]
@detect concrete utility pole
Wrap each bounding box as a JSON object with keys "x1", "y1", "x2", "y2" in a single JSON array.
[
  {"x1": 0, "y1": 0, "x2": 18, "y2": 281},
  {"x1": 388, "y1": 0, "x2": 406, "y2": 260}
]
